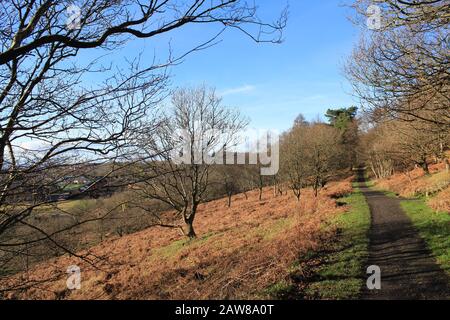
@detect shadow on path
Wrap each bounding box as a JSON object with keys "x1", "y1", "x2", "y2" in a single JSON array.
[{"x1": 357, "y1": 170, "x2": 450, "y2": 300}]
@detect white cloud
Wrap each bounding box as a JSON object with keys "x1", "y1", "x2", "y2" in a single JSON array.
[
  {"x1": 297, "y1": 94, "x2": 327, "y2": 103},
  {"x1": 17, "y1": 139, "x2": 50, "y2": 151},
  {"x1": 220, "y1": 84, "x2": 256, "y2": 97}
]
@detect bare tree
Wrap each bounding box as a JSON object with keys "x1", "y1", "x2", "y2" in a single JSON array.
[
  {"x1": 238, "y1": 163, "x2": 259, "y2": 200},
  {"x1": 0, "y1": 0, "x2": 286, "y2": 281},
  {"x1": 223, "y1": 170, "x2": 239, "y2": 208},
  {"x1": 363, "y1": 125, "x2": 396, "y2": 179},
  {"x1": 346, "y1": 1, "x2": 449, "y2": 175},
  {"x1": 255, "y1": 163, "x2": 267, "y2": 201},
  {"x1": 0, "y1": 1, "x2": 287, "y2": 65},
  {"x1": 361, "y1": 118, "x2": 449, "y2": 178},
  {"x1": 280, "y1": 125, "x2": 309, "y2": 202},
  {"x1": 303, "y1": 123, "x2": 342, "y2": 197},
  {"x1": 135, "y1": 86, "x2": 247, "y2": 238},
  {"x1": 387, "y1": 120, "x2": 447, "y2": 175},
  {"x1": 271, "y1": 173, "x2": 284, "y2": 197},
  {"x1": 346, "y1": 0, "x2": 449, "y2": 127},
  {"x1": 281, "y1": 121, "x2": 344, "y2": 200},
  {"x1": 351, "y1": 0, "x2": 449, "y2": 31}
]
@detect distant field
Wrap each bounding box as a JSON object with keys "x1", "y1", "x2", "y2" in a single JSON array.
[{"x1": 63, "y1": 184, "x2": 84, "y2": 191}]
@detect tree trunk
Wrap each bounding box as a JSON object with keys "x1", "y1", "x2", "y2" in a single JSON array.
[
  {"x1": 278, "y1": 186, "x2": 283, "y2": 196},
  {"x1": 184, "y1": 205, "x2": 198, "y2": 238},
  {"x1": 293, "y1": 189, "x2": 301, "y2": 202},
  {"x1": 421, "y1": 160, "x2": 430, "y2": 175},
  {"x1": 185, "y1": 220, "x2": 196, "y2": 238},
  {"x1": 259, "y1": 187, "x2": 263, "y2": 201},
  {"x1": 227, "y1": 194, "x2": 232, "y2": 207}
]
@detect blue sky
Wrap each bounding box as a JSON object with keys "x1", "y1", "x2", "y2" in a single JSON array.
[{"x1": 81, "y1": 1, "x2": 360, "y2": 132}]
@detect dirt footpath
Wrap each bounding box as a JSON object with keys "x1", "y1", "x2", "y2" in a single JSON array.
[{"x1": 358, "y1": 171, "x2": 450, "y2": 300}]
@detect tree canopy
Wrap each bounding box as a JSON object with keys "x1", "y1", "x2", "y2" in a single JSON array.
[{"x1": 325, "y1": 107, "x2": 358, "y2": 130}]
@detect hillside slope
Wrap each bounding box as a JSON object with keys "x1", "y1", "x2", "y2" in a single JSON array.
[
  {"x1": 374, "y1": 163, "x2": 450, "y2": 213},
  {"x1": 2, "y1": 180, "x2": 353, "y2": 299}
]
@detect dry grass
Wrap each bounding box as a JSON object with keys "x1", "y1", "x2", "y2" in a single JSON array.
[
  {"x1": 428, "y1": 186, "x2": 450, "y2": 213},
  {"x1": 1, "y1": 179, "x2": 353, "y2": 300},
  {"x1": 374, "y1": 163, "x2": 449, "y2": 213},
  {"x1": 375, "y1": 163, "x2": 446, "y2": 196}
]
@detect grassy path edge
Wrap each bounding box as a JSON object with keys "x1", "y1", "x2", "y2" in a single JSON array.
[
  {"x1": 400, "y1": 200, "x2": 450, "y2": 277},
  {"x1": 303, "y1": 183, "x2": 371, "y2": 299},
  {"x1": 370, "y1": 182, "x2": 450, "y2": 278},
  {"x1": 267, "y1": 182, "x2": 371, "y2": 299}
]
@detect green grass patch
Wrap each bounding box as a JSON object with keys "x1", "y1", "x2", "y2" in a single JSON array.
[
  {"x1": 151, "y1": 216, "x2": 294, "y2": 265},
  {"x1": 400, "y1": 200, "x2": 450, "y2": 276},
  {"x1": 362, "y1": 171, "x2": 375, "y2": 187},
  {"x1": 261, "y1": 217, "x2": 294, "y2": 241},
  {"x1": 154, "y1": 238, "x2": 188, "y2": 259},
  {"x1": 364, "y1": 180, "x2": 375, "y2": 188},
  {"x1": 57, "y1": 199, "x2": 97, "y2": 212},
  {"x1": 303, "y1": 187, "x2": 371, "y2": 299},
  {"x1": 151, "y1": 231, "x2": 217, "y2": 260},
  {"x1": 381, "y1": 190, "x2": 398, "y2": 198},
  {"x1": 367, "y1": 182, "x2": 398, "y2": 198},
  {"x1": 264, "y1": 280, "x2": 294, "y2": 299},
  {"x1": 63, "y1": 183, "x2": 84, "y2": 191}
]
